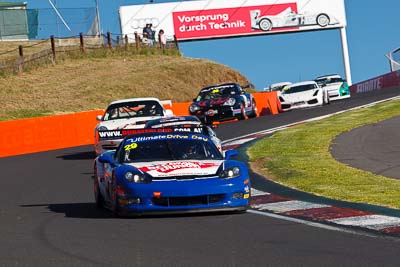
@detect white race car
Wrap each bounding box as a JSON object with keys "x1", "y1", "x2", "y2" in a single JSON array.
[
  {"x1": 314, "y1": 74, "x2": 351, "y2": 101},
  {"x1": 263, "y1": 82, "x2": 292, "y2": 96},
  {"x1": 278, "y1": 81, "x2": 330, "y2": 111},
  {"x1": 94, "y1": 97, "x2": 173, "y2": 155},
  {"x1": 251, "y1": 7, "x2": 338, "y2": 32}
]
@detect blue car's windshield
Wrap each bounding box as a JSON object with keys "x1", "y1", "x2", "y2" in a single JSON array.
[{"x1": 121, "y1": 138, "x2": 223, "y2": 163}]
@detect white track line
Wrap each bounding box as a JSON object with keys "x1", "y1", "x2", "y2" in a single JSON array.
[
  {"x1": 223, "y1": 138, "x2": 255, "y2": 146},
  {"x1": 329, "y1": 215, "x2": 400, "y2": 230},
  {"x1": 251, "y1": 188, "x2": 270, "y2": 196},
  {"x1": 247, "y1": 210, "x2": 400, "y2": 241},
  {"x1": 222, "y1": 95, "x2": 400, "y2": 145},
  {"x1": 253, "y1": 200, "x2": 330, "y2": 213}
]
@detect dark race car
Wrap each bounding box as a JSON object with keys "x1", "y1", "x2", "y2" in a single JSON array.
[{"x1": 189, "y1": 83, "x2": 257, "y2": 124}]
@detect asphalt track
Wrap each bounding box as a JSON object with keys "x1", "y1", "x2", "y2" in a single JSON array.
[
  {"x1": 1, "y1": 87, "x2": 400, "y2": 267},
  {"x1": 331, "y1": 116, "x2": 400, "y2": 179}
]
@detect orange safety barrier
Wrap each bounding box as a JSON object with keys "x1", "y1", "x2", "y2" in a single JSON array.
[
  {"x1": 168, "y1": 102, "x2": 191, "y2": 116},
  {"x1": 0, "y1": 110, "x2": 103, "y2": 158},
  {"x1": 253, "y1": 92, "x2": 280, "y2": 116},
  {"x1": 0, "y1": 93, "x2": 281, "y2": 158}
]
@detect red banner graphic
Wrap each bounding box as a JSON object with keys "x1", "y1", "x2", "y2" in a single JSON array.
[{"x1": 173, "y1": 3, "x2": 297, "y2": 40}]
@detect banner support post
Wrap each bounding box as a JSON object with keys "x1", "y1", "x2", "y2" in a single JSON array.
[{"x1": 340, "y1": 26, "x2": 352, "y2": 86}]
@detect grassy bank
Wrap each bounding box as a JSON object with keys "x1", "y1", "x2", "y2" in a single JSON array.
[
  {"x1": 0, "y1": 50, "x2": 250, "y2": 121},
  {"x1": 248, "y1": 99, "x2": 400, "y2": 209}
]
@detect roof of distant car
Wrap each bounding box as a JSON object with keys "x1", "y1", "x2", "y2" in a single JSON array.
[
  {"x1": 145, "y1": 116, "x2": 201, "y2": 128},
  {"x1": 108, "y1": 97, "x2": 163, "y2": 105},
  {"x1": 200, "y1": 82, "x2": 240, "y2": 91},
  {"x1": 314, "y1": 74, "x2": 341, "y2": 80},
  {"x1": 287, "y1": 81, "x2": 318, "y2": 87}
]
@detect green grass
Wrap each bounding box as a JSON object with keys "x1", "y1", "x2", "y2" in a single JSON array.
[{"x1": 247, "y1": 99, "x2": 400, "y2": 209}]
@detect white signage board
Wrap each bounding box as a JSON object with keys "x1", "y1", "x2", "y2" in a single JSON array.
[{"x1": 119, "y1": 0, "x2": 347, "y2": 41}]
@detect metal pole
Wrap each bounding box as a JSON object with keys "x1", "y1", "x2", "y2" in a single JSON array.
[
  {"x1": 48, "y1": 0, "x2": 71, "y2": 32},
  {"x1": 340, "y1": 27, "x2": 352, "y2": 86},
  {"x1": 95, "y1": 0, "x2": 102, "y2": 35}
]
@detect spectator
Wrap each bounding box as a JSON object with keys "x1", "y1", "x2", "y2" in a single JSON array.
[
  {"x1": 159, "y1": 29, "x2": 167, "y2": 47},
  {"x1": 143, "y1": 23, "x2": 154, "y2": 46}
]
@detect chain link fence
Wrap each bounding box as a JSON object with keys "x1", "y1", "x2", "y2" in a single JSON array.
[{"x1": 0, "y1": 7, "x2": 98, "y2": 40}]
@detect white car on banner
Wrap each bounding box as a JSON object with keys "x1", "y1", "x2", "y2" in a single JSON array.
[
  {"x1": 251, "y1": 7, "x2": 339, "y2": 32},
  {"x1": 314, "y1": 74, "x2": 351, "y2": 101},
  {"x1": 278, "y1": 81, "x2": 330, "y2": 111},
  {"x1": 94, "y1": 98, "x2": 173, "y2": 155}
]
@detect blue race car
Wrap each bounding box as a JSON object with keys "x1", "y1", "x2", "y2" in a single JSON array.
[{"x1": 93, "y1": 129, "x2": 250, "y2": 216}]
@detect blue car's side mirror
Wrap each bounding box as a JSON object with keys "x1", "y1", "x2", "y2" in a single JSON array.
[
  {"x1": 98, "y1": 153, "x2": 115, "y2": 165},
  {"x1": 225, "y1": 150, "x2": 238, "y2": 160}
]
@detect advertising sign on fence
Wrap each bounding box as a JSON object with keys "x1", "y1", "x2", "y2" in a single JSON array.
[
  {"x1": 119, "y1": 0, "x2": 346, "y2": 41},
  {"x1": 350, "y1": 70, "x2": 400, "y2": 94}
]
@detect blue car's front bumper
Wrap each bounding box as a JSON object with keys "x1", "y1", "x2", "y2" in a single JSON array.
[{"x1": 116, "y1": 175, "x2": 250, "y2": 215}]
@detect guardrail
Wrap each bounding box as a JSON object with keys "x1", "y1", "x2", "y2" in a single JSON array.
[{"x1": 0, "y1": 92, "x2": 280, "y2": 157}]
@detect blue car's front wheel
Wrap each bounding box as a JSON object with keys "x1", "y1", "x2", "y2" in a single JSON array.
[
  {"x1": 94, "y1": 166, "x2": 105, "y2": 209},
  {"x1": 109, "y1": 175, "x2": 122, "y2": 217}
]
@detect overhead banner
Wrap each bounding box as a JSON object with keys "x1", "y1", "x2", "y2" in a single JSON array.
[{"x1": 119, "y1": 0, "x2": 346, "y2": 41}]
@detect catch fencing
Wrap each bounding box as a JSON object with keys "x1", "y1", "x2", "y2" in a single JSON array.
[{"x1": 0, "y1": 32, "x2": 180, "y2": 75}]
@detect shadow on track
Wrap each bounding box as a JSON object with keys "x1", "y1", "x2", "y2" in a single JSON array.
[
  {"x1": 20, "y1": 203, "x2": 247, "y2": 220},
  {"x1": 56, "y1": 151, "x2": 96, "y2": 160},
  {"x1": 20, "y1": 203, "x2": 111, "y2": 219}
]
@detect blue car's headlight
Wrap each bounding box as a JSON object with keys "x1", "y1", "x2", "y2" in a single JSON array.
[
  {"x1": 189, "y1": 104, "x2": 200, "y2": 113},
  {"x1": 125, "y1": 171, "x2": 152, "y2": 183},
  {"x1": 219, "y1": 166, "x2": 241, "y2": 179},
  {"x1": 223, "y1": 98, "x2": 236, "y2": 106}
]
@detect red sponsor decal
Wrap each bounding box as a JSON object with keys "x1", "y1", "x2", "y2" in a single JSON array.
[
  {"x1": 197, "y1": 97, "x2": 229, "y2": 107},
  {"x1": 198, "y1": 100, "x2": 208, "y2": 107},
  {"x1": 210, "y1": 97, "x2": 229, "y2": 105},
  {"x1": 173, "y1": 3, "x2": 297, "y2": 40},
  {"x1": 121, "y1": 128, "x2": 173, "y2": 136},
  {"x1": 139, "y1": 161, "x2": 219, "y2": 173},
  {"x1": 205, "y1": 110, "x2": 215, "y2": 116}
]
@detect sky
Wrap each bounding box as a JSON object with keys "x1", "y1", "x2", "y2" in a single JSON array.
[{"x1": 18, "y1": 0, "x2": 400, "y2": 91}]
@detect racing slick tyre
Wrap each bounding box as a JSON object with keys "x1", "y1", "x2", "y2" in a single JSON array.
[
  {"x1": 237, "y1": 103, "x2": 248, "y2": 120},
  {"x1": 110, "y1": 176, "x2": 121, "y2": 217},
  {"x1": 259, "y1": 18, "x2": 272, "y2": 31},
  {"x1": 322, "y1": 92, "x2": 330, "y2": 105},
  {"x1": 248, "y1": 100, "x2": 258, "y2": 118},
  {"x1": 94, "y1": 180, "x2": 105, "y2": 209},
  {"x1": 316, "y1": 14, "x2": 330, "y2": 27},
  {"x1": 94, "y1": 165, "x2": 105, "y2": 209}
]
